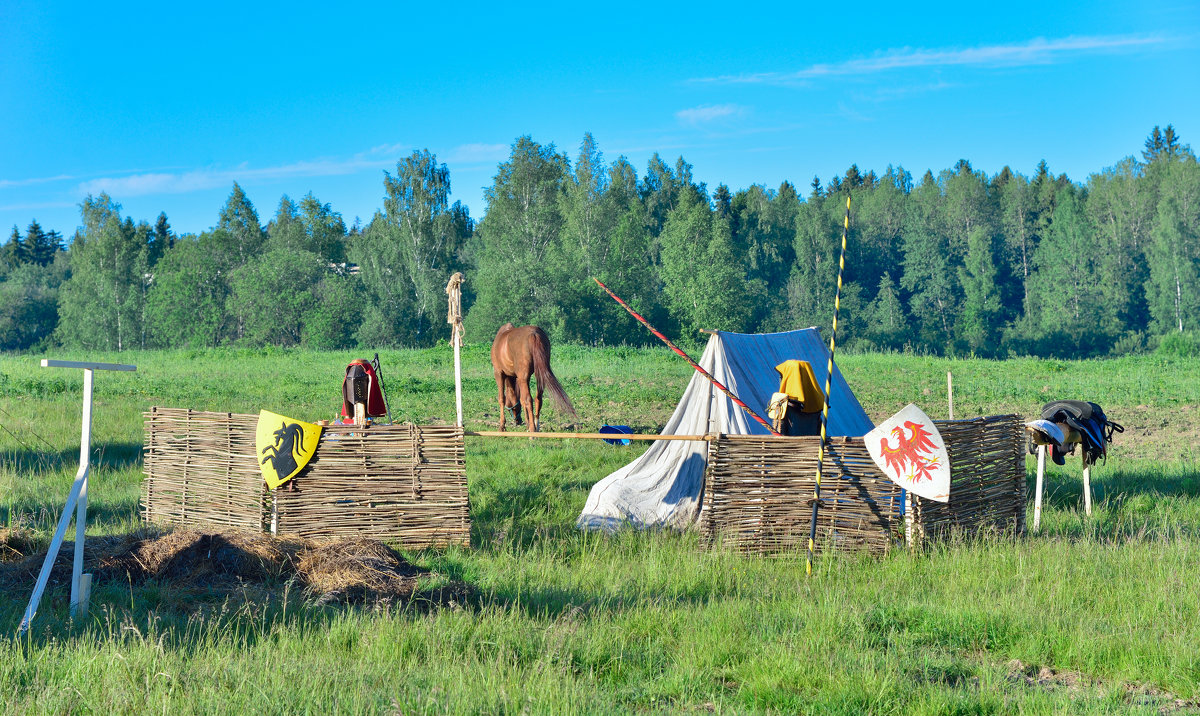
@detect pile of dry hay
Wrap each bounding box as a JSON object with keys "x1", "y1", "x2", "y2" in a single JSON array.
[
  {"x1": 0, "y1": 529, "x2": 467, "y2": 608},
  {"x1": 0, "y1": 527, "x2": 36, "y2": 564}
]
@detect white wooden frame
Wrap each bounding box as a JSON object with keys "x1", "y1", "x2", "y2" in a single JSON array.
[
  {"x1": 1031, "y1": 442, "x2": 1093, "y2": 533},
  {"x1": 17, "y1": 359, "x2": 136, "y2": 635}
]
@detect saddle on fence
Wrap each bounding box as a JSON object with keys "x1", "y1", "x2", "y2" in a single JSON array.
[
  {"x1": 768, "y1": 360, "x2": 824, "y2": 436},
  {"x1": 340, "y1": 359, "x2": 388, "y2": 418},
  {"x1": 1038, "y1": 400, "x2": 1124, "y2": 466}
]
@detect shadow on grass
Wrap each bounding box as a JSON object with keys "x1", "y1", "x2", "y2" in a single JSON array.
[
  {"x1": 1027, "y1": 464, "x2": 1200, "y2": 507},
  {"x1": 0, "y1": 442, "x2": 144, "y2": 475},
  {"x1": 1, "y1": 442, "x2": 144, "y2": 530},
  {"x1": 1026, "y1": 463, "x2": 1200, "y2": 541},
  {"x1": 470, "y1": 577, "x2": 740, "y2": 621},
  {"x1": 470, "y1": 475, "x2": 595, "y2": 550}
]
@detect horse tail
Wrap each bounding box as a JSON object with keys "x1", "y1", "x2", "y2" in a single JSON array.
[{"x1": 530, "y1": 328, "x2": 577, "y2": 420}]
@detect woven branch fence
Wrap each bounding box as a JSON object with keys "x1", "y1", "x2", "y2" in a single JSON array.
[
  {"x1": 699, "y1": 414, "x2": 1025, "y2": 556},
  {"x1": 142, "y1": 407, "x2": 469, "y2": 548},
  {"x1": 907, "y1": 415, "x2": 1026, "y2": 543},
  {"x1": 700, "y1": 435, "x2": 903, "y2": 555}
]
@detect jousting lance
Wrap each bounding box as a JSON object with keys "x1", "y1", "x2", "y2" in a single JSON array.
[
  {"x1": 806, "y1": 193, "x2": 851, "y2": 577},
  {"x1": 593, "y1": 277, "x2": 780, "y2": 436}
]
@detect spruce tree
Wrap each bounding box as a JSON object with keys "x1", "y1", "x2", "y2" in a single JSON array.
[
  {"x1": 2, "y1": 226, "x2": 22, "y2": 269},
  {"x1": 1146, "y1": 161, "x2": 1200, "y2": 333},
  {"x1": 215, "y1": 182, "x2": 266, "y2": 270},
  {"x1": 956, "y1": 227, "x2": 1003, "y2": 354},
  {"x1": 864, "y1": 273, "x2": 909, "y2": 350}
]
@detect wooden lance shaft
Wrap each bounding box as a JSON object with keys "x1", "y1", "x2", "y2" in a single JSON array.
[
  {"x1": 806, "y1": 193, "x2": 851, "y2": 576},
  {"x1": 593, "y1": 278, "x2": 780, "y2": 436}
]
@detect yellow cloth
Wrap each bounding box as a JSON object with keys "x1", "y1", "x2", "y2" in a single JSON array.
[{"x1": 775, "y1": 360, "x2": 824, "y2": 414}]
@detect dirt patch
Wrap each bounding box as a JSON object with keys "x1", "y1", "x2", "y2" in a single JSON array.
[
  {"x1": 0, "y1": 529, "x2": 470, "y2": 609},
  {"x1": 1105, "y1": 405, "x2": 1200, "y2": 463},
  {"x1": 1004, "y1": 659, "x2": 1200, "y2": 714}
]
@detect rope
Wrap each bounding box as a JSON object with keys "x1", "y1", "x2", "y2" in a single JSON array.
[
  {"x1": 0, "y1": 403, "x2": 59, "y2": 453},
  {"x1": 0, "y1": 421, "x2": 37, "y2": 454},
  {"x1": 806, "y1": 193, "x2": 851, "y2": 577},
  {"x1": 445, "y1": 271, "x2": 464, "y2": 340}
]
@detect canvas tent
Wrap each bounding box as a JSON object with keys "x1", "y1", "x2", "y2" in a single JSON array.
[{"x1": 577, "y1": 328, "x2": 875, "y2": 532}]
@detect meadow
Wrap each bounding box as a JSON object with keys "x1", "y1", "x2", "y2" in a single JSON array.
[{"x1": 1, "y1": 344, "x2": 1198, "y2": 714}]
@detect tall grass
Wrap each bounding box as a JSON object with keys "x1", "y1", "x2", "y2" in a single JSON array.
[{"x1": 0, "y1": 347, "x2": 1197, "y2": 713}]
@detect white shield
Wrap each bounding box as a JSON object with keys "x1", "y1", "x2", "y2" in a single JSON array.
[{"x1": 865, "y1": 404, "x2": 950, "y2": 502}]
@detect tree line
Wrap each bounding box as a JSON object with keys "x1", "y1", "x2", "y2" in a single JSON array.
[{"x1": 1, "y1": 125, "x2": 1197, "y2": 358}]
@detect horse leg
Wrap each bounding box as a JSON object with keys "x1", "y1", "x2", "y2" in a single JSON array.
[
  {"x1": 518, "y1": 373, "x2": 535, "y2": 434},
  {"x1": 504, "y1": 376, "x2": 523, "y2": 425},
  {"x1": 494, "y1": 368, "x2": 507, "y2": 432}
]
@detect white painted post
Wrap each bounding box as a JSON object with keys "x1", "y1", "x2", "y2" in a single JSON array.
[
  {"x1": 453, "y1": 331, "x2": 463, "y2": 428},
  {"x1": 1082, "y1": 454, "x2": 1092, "y2": 516},
  {"x1": 18, "y1": 359, "x2": 135, "y2": 635},
  {"x1": 70, "y1": 367, "x2": 93, "y2": 617},
  {"x1": 947, "y1": 371, "x2": 954, "y2": 420},
  {"x1": 1033, "y1": 443, "x2": 1046, "y2": 533},
  {"x1": 904, "y1": 497, "x2": 914, "y2": 548},
  {"x1": 76, "y1": 574, "x2": 92, "y2": 618}
]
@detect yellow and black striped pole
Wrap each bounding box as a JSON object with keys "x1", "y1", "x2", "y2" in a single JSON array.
[{"x1": 806, "y1": 193, "x2": 851, "y2": 576}]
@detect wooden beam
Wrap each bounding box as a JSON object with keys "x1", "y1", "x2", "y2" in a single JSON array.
[{"x1": 466, "y1": 431, "x2": 713, "y2": 441}]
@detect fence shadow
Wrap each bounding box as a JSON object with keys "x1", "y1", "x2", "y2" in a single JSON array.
[
  {"x1": 1025, "y1": 463, "x2": 1200, "y2": 542},
  {"x1": 1, "y1": 442, "x2": 144, "y2": 476},
  {"x1": 2, "y1": 442, "x2": 145, "y2": 532},
  {"x1": 470, "y1": 476, "x2": 595, "y2": 551}
]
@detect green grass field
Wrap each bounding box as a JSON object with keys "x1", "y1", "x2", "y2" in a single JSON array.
[{"x1": 1, "y1": 346, "x2": 1198, "y2": 714}]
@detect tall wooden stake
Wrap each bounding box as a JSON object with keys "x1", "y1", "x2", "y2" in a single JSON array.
[
  {"x1": 947, "y1": 371, "x2": 954, "y2": 420},
  {"x1": 446, "y1": 273, "x2": 465, "y2": 428},
  {"x1": 806, "y1": 194, "x2": 851, "y2": 577}
]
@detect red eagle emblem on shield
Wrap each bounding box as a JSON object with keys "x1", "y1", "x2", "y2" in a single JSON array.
[{"x1": 866, "y1": 404, "x2": 950, "y2": 502}]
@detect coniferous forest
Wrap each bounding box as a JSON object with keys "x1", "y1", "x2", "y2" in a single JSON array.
[{"x1": 1, "y1": 126, "x2": 1197, "y2": 358}]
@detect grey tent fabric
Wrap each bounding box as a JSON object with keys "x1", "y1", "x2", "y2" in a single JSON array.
[{"x1": 576, "y1": 328, "x2": 873, "y2": 532}]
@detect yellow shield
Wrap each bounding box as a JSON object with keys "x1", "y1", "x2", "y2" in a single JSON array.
[{"x1": 256, "y1": 410, "x2": 323, "y2": 490}]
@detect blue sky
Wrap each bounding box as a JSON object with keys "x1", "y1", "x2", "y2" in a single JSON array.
[{"x1": 2, "y1": 1, "x2": 1198, "y2": 237}]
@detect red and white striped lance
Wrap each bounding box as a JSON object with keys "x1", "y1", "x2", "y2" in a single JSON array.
[{"x1": 593, "y1": 278, "x2": 780, "y2": 436}]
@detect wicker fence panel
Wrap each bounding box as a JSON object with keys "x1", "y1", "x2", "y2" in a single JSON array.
[
  {"x1": 700, "y1": 414, "x2": 1025, "y2": 556},
  {"x1": 700, "y1": 435, "x2": 904, "y2": 555},
  {"x1": 142, "y1": 408, "x2": 468, "y2": 548},
  {"x1": 142, "y1": 407, "x2": 266, "y2": 532},
  {"x1": 273, "y1": 424, "x2": 468, "y2": 548},
  {"x1": 910, "y1": 415, "x2": 1025, "y2": 543}
]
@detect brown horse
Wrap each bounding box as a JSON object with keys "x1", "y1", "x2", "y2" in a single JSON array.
[{"x1": 491, "y1": 323, "x2": 577, "y2": 432}]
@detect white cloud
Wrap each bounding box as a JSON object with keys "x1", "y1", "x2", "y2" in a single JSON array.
[
  {"x1": 695, "y1": 34, "x2": 1167, "y2": 85},
  {"x1": 446, "y1": 143, "x2": 509, "y2": 163},
  {"x1": 365, "y1": 142, "x2": 410, "y2": 157},
  {"x1": 675, "y1": 103, "x2": 747, "y2": 125},
  {"x1": 0, "y1": 200, "x2": 77, "y2": 212},
  {"x1": 76, "y1": 149, "x2": 410, "y2": 199},
  {"x1": 0, "y1": 174, "x2": 76, "y2": 189}
]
